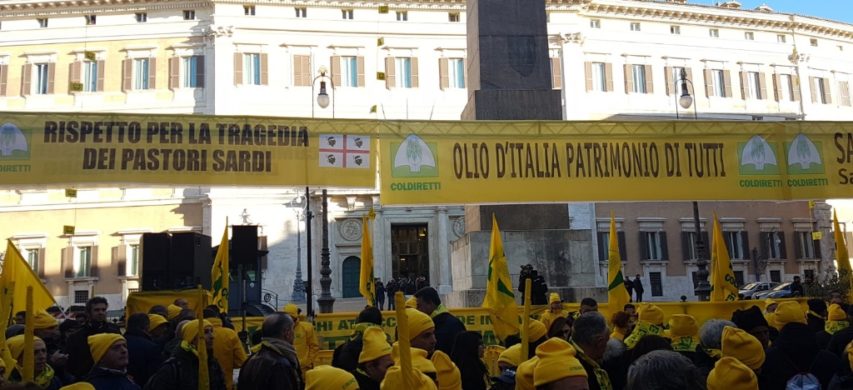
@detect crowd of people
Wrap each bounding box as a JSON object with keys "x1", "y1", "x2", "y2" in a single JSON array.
[
  {"x1": 375, "y1": 276, "x2": 429, "y2": 310},
  {"x1": 1, "y1": 286, "x2": 853, "y2": 389}
]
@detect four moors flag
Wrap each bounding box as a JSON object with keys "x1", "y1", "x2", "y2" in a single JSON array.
[
  {"x1": 360, "y1": 209, "x2": 376, "y2": 306},
  {"x1": 211, "y1": 220, "x2": 230, "y2": 313},
  {"x1": 710, "y1": 213, "x2": 738, "y2": 302},
  {"x1": 482, "y1": 214, "x2": 519, "y2": 341},
  {"x1": 607, "y1": 213, "x2": 630, "y2": 313}
]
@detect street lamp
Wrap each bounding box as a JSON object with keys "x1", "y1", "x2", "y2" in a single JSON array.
[
  {"x1": 311, "y1": 66, "x2": 336, "y2": 118},
  {"x1": 290, "y1": 196, "x2": 306, "y2": 303},
  {"x1": 673, "y1": 68, "x2": 710, "y2": 300}
]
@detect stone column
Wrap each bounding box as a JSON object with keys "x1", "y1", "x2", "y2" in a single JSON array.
[
  {"x1": 437, "y1": 206, "x2": 452, "y2": 294},
  {"x1": 205, "y1": 25, "x2": 234, "y2": 115}
]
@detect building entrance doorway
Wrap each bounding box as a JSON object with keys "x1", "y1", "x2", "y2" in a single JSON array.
[
  {"x1": 391, "y1": 224, "x2": 429, "y2": 294},
  {"x1": 341, "y1": 256, "x2": 361, "y2": 298}
]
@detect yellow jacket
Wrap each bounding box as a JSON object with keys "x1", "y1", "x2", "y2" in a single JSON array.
[
  {"x1": 539, "y1": 310, "x2": 568, "y2": 331},
  {"x1": 294, "y1": 319, "x2": 320, "y2": 371},
  {"x1": 210, "y1": 319, "x2": 248, "y2": 390}
]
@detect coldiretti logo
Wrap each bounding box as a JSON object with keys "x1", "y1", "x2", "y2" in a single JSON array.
[
  {"x1": 0, "y1": 123, "x2": 30, "y2": 161},
  {"x1": 391, "y1": 134, "x2": 438, "y2": 178},
  {"x1": 786, "y1": 133, "x2": 824, "y2": 175}
]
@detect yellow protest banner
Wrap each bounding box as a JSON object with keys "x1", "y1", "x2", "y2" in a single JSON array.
[{"x1": 0, "y1": 113, "x2": 374, "y2": 188}]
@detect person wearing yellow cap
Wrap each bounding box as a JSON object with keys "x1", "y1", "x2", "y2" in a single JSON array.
[
  {"x1": 432, "y1": 350, "x2": 461, "y2": 390},
  {"x1": 533, "y1": 338, "x2": 588, "y2": 389},
  {"x1": 707, "y1": 356, "x2": 757, "y2": 390},
  {"x1": 667, "y1": 314, "x2": 699, "y2": 353},
  {"x1": 497, "y1": 343, "x2": 522, "y2": 372},
  {"x1": 6, "y1": 334, "x2": 63, "y2": 389},
  {"x1": 59, "y1": 383, "x2": 95, "y2": 390},
  {"x1": 65, "y1": 297, "x2": 121, "y2": 379},
  {"x1": 84, "y1": 333, "x2": 141, "y2": 390},
  {"x1": 524, "y1": 319, "x2": 549, "y2": 359},
  {"x1": 281, "y1": 303, "x2": 319, "y2": 376},
  {"x1": 406, "y1": 296, "x2": 418, "y2": 309},
  {"x1": 305, "y1": 364, "x2": 359, "y2": 390},
  {"x1": 623, "y1": 304, "x2": 665, "y2": 349},
  {"x1": 238, "y1": 313, "x2": 303, "y2": 390},
  {"x1": 166, "y1": 304, "x2": 183, "y2": 321},
  {"x1": 514, "y1": 356, "x2": 540, "y2": 390},
  {"x1": 773, "y1": 301, "x2": 807, "y2": 329},
  {"x1": 355, "y1": 326, "x2": 394, "y2": 390},
  {"x1": 404, "y1": 308, "x2": 437, "y2": 356},
  {"x1": 202, "y1": 307, "x2": 247, "y2": 390},
  {"x1": 380, "y1": 365, "x2": 437, "y2": 390},
  {"x1": 570, "y1": 312, "x2": 612, "y2": 390},
  {"x1": 540, "y1": 293, "x2": 568, "y2": 330},
  {"x1": 32, "y1": 309, "x2": 68, "y2": 382},
  {"x1": 332, "y1": 306, "x2": 385, "y2": 372},
  {"x1": 825, "y1": 303, "x2": 849, "y2": 335},
  {"x1": 720, "y1": 326, "x2": 764, "y2": 374},
  {"x1": 147, "y1": 314, "x2": 171, "y2": 345},
  {"x1": 145, "y1": 320, "x2": 227, "y2": 390},
  {"x1": 414, "y1": 287, "x2": 466, "y2": 356}
]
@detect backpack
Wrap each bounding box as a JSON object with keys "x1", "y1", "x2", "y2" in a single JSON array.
[{"x1": 786, "y1": 373, "x2": 821, "y2": 390}]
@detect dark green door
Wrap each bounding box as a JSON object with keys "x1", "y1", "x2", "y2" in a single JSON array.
[{"x1": 342, "y1": 256, "x2": 361, "y2": 298}]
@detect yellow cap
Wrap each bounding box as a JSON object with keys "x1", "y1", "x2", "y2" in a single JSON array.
[
  {"x1": 764, "y1": 298, "x2": 778, "y2": 312},
  {"x1": 721, "y1": 326, "x2": 765, "y2": 371},
  {"x1": 667, "y1": 314, "x2": 698, "y2": 338},
  {"x1": 707, "y1": 356, "x2": 758, "y2": 390},
  {"x1": 533, "y1": 337, "x2": 587, "y2": 386},
  {"x1": 498, "y1": 344, "x2": 523, "y2": 367},
  {"x1": 305, "y1": 364, "x2": 359, "y2": 390},
  {"x1": 181, "y1": 320, "x2": 213, "y2": 343},
  {"x1": 431, "y1": 350, "x2": 461, "y2": 390},
  {"x1": 846, "y1": 341, "x2": 853, "y2": 373},
  {"x1": 549, "y1": 293, "x2": 561, "y2": 304},
  {"x1": 515, "y1": 356, "x2": 540, "y2": 390},
  {"x1": 412, "y1": 348, "x2": 436, "y2": 374},
  {"x1": 282, "y1": 303, "x2": 299, "y2": 318},
  {"x1": 87, "y1": 334, "x2": 125, "y2": 364},
  {"x1": 381, "y1": 365, "x2": 437, "y2": 390},
  {"x1": 829, "y1": 303, "x2": 847, "y2": 321},
  {"x1": 33, "y1": 310, "x2": 59, "y2": 329},
  {"x1": 774, "y1": 301, "x2": 806, "y2": 327},
  {"x1": 167, "y1": 304, "x2": 182, "y2": 320},
  {"x1": 527, "y1": 319, "x2": 547, "y2": 342},
  {"x1": 639, "y1": 304, "x2": 665, "y2": 326},
  {"x1": 359, "y1": 326, "x2": 392, "y2": 363},
  {"x1": 59, "y1": 383, "x2": 96, "y2": 390},
  {"x1": 406, "y1": 308, "x2": 435, "y2": 341},
  {"x1": 6, "y1": 334, "x2": 44, "y2": 360},
  {"x1": 148, "y1": 314, "x2": 168, "y2": 332},
  {"x1": 406, "y1": 297, "x2": 418, "y2": 309}
]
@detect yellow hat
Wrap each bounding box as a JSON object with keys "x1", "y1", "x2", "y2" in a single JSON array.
[
  {"x1": 533, "y1": 337, "x2": 587, "y2": 386},
  {"x1": 846, "y1": 341, "x2": 853, "y2": 372},
  {"x1": 431, "y1": 350, "x2": 461, "y2": 390},
  {"x1": 33, "y1": 310, "x2": 59, "y2": 329},
  {"x1": 667, "y1": 314, "x2": 698, "y2": 338},
  {"x1": 359, "y1": 326, "x2": 392, "y2": 363},
  {"x1": 829, "y1": 304, "x2": 847, "y2": 321},
  {"x1": 764, "y1": 298, "x2": 778, "y2": 311},
  {"x1": 406, "y1": 297, "x2": 418, "y2": 309},
  {"x1": 515, "y1": 356, "x2": 540, "y2": 390},
  {"x1": 639, "y1": 304, "x2": 665, "y2": 326},
  {"x1": 6, "y1": 334, "x2": 44, "y2": 360},
  {"x1": 412, "y1": 348, "x2": 436, "y2": 374},
  {"x1": 87, "y1": 334, "x2": 125, "y2": 364},
  {"x1": 498, "y1": 344, "x2": 523, "y2": 367},
  {"x1": 305, "y1": 364, "x2": 359, "y2": 390},
  {"x1": 528, "y1": 319, "x2": 547, "y2": 342},
  {"x1": 167, "y1": 304, "x2": 182, "y2": 320},
  {"x1": 282, "y1": 303, "x2": 299, "y2": 318},
  {"x1": 721, "y1": 326, "x2": 765, "y2": 371},
  {"x1": 774, "y1": 301, "x2": 806, "y2": 327},
  {"x1": 181, "y1": 319, "x2": 213, "y2": 343},
  {"x1": 148, "y1": 314, "x2": 168, "y2": 332},
  {"x1": 381, "y1": 365, "x2": 437, "y2": 390},
  {"x1": 549, "y1": 293, "x2": 561, "y2": 304},
  {"x1": 406, "y1": 308, "x2": 435, "y2": 341},
  {"x1": 707, "y1": 356, "x2": 758, "y2": 390},
  {"x1": 59, "y1": 383, "x2": 96, "y2": 390}
]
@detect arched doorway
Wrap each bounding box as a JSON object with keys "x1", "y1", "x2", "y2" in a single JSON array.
[{"x1": 341, "y1": 256, "x2": 361, "y2": 298}]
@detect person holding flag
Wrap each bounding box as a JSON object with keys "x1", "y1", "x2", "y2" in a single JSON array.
[
  {"x1": 144, "y1": 320, "x2": 226, "y2": 390},
  {"x1": 481, "y1": 215, "x2": 519, "y2": 344},
  {"x1": 360, "y1": 210, "x2": 376, "y2": 306},
  {"x1": 607, "y1": 212, "x2": 630, "y2": 320},
  {"x1": 710, "y1": 213, "x2": 738, "y2": 302}
]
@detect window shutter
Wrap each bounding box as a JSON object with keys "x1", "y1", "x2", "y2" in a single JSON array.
[
  {"x1": 605, "y1": 63, "x2": 614, "y2": 92},
  {"x1": 96, "y1": 60, "x2": 105, "y2": 92},
  {"x1": 681, "y1": 232, "x2": 691, "y2": 260},
  {"x1": 411, "y1": 57, "x2": 419, "y2": 88},
  {"x1": 760, "y1": 232, "x2": 769, "y2": 259},
  {"x1": 822, "y1": 79, "x2": 832, "y2": 104},
  {"x1": 63, "y1": 247, "x2": 73, "y2": 278},
  {"x1": 639, "y1": 232, "x2": 650, "y2": 260},
  {"x1": 792, "y1": 75, "x2": 801, "y2": 101},
  {"x1": 47, "y1": 63, "x2": 55, "y2": 94},
  {"x1": 659, "y1": 232, "x2": 668, "y2": 260},
  {"x1": 624, "y1": 64, "x2": 633, "y2": 94},
  {"x1": 302, "y1": 55, "x2": 312, "y2": 87},
  {"x1": 169, "y1": 57, "x2": 180, "y2": 89},
  {"x1": 809, "y1": 77, "x2": 818, "y2": 103},
  {"x1": 551, "y1": 57, "x2": 562, "y2": 89},
  {"x1": 773, "y1": 74, "x2": 781, "y2": 101},
  {"x1": 259, "y1": 53, "x2": 268, "y2": 85},
  {"x1": 778, "y1": 234, "x2": 787, "y2": 259},
  {"x1": 739, "y1": 232, "x2": 748, "y2": 260},
  {"x1": 704, "y1": 69, "x2": 713, "y2": 97},
  {"x1": 21, "y1": 64, "x2": 32, "y2": 96},
  {"x1": 122, "y1": 59, "x2": 132, "y2": 91},
  {"x1": 148, "y1": 58, "x2": 156, "y2": 89},
  {"x1": 439, "y1": 58, "x2": 449, "y2": 90},
  {"x1": 330, "y1": 56, "x2": 341, "y2": 87},
  {"x1": 234, "y1": 53, "x2": 243, "y2": 85},
  {"x1": 618, "y1": 231, "x2": 627, "y2": 262},
  {"x1": 793, "y1": 232, "x2": 803, "y2": 259},
  {"x1": 356, "y1": 56, "x2": 365, "y2": 87},
  {"x1": 113, "y1": 246, "x2": 126, "y2": 277},
  {"x1": 664, "y1": 66, "x2": 673, "y2": 95},
  {"x1": 723, "y1": 70, "x2": 733, "y2": 98},
  {"x1": 90, "y1": 245, "x2": 99, "y2": 278},
  {"x1": 584, "y1": 62, "x2": 593, "y2": 92},
  {"x1": 758, "y1": 72, "x2": 767, "y2": 100},
  {"x1": 196, "y1": 56, "x2": 205, "y2": 88},
  {"x1": 69, "y1": 61, "x2": 82, "y2": 84},
  {"x1": 292, "y1": 55, "x2": 303, "y2": 87},
  {"x1": 644, "y1": 64, "x2": 653, "y2": 94},
  {"x1": 385, "y1": 57, "x2": 395, "y2": 89},
  {"x1": 740, "y1": 71, "x2": 748, "y2": 99},
  {"x1": 841, "y1": 81, "x2": 851, "y2": 106},
  {"x1": 597, "y1": 232, "x2": 607, "y2": 262},
  {"x1": 0, "y1": 64, "x2": 7, "y2": 96},
  {"x1": 37, "y1": 248, "x2": 46, "y2": 279}
]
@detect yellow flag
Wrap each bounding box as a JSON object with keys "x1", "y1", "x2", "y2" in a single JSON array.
[
  {"x1": 710, "y1": 214, "x2": 738, "y2": 302},
  {"x1": 1, "y1": 240, "x2": 55, "y2": 314},
  {"x1": 833, "y1": 210, "x2": 851, "y2": 291},
  {"x1": 211, "y1": 220, "x2": 230, "y2": 313},
  {"x1": 359, "y1": 210, "x2": 376, "y2": 306},
  {"x1": 482, "y1": 214, "x2": 519, "y2": 341},
  {"x1": 607, "y1": 212, "x2": 630, "y2": 312}
]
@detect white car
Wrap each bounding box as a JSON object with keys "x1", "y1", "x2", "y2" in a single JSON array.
[{"x1": 738, "y1": 282, "x2": 780, "y2": 299}]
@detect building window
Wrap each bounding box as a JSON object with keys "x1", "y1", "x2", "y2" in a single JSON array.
[
  {"x1": 682, "y1": 231, "x2": 709, "y2": 261},
  {"x1": 650, "y1": 272, "x2": 663, "y2": 297},
  {"x1": 133, "y1": 58, "x2": 150, "y2": 90},
  {"x1": 814, "y1": 77, "x2": 829, "y2": 104},
  {"x1": 630, "y1": 22, "x2": 641, "y2": 32},
  {"x1": 396, "y1": 11, "x2": 408, "y2": 21},
  {"x1": 597, "y1": 231, "x2": 627, "y2": 262},
  {"x1": 38, "y1": 18, "x2": 48, "y2": 28},
  {"x1": 734, "y1": 271, "x2": 745, "y2": 287},
  {"x1": 777, "y1": 34, "x2": 786, "y2": 43},
  {"x1": 448, "y1": 12, "x2": 460, "y2": 22},
  {"x1": 747, "y1": 71, "x2": 762, "y2": 100},
  {"x1": 74, "y1": 290, "x2": 90, "y2": 304},
  {"x1": 670, "y1": 25, "x2": 681, "y2": 35},
  {"x1": 804, "y1": 269, "x2": 815, "y2": 282},
  {"x1": 590, "y1": 19, "x2": 601, "y2": 29},
  {"x1": 724, "y1": 231, "x2": 748, "y2": 260},
  {"x1": 640, "y1": 231, "x2": 668, "y2": 261},
  {"x1": 135, "y1": 13, "x2": 147, "y2": 23},
  {"x1": 761, "y1": 231, "x2": 786, "y2": 259},
  {"x1": 33, "y1": 63, "x2": 50, "y2": 95},
  {"x1": 712, "y1": 69, "x2": 726, "y2": 97},
  {"x1": 295, "y1": 7, "x2": 307, "y2": 18},
  {"x1": 447, "y1": 58, "x2": 465, "y2": 89},
  {"x1": 744, "y1": 31, "x2": 754, "y2": 40},
  {"x1": 709, "y1": 28, "x2": 719, "y2": 38},
  {"x1": 631, "y1": 64, "x2": 647, "y2": 94},
  {"x1": 183, "y1": 10, "x2": 196, "y2": 20},
  {"x1": 75, "y1": 246, "x2": 92, "y2": 278},
  {"x1": 83, "y1": 61, "x2": 98, "y2": 92},
  {"x1": 395, "y1": 57, "x2": 412, "y2": 88},
  {"x1": 85, "y1": 15, "x2": 96, "y2": 25},
  {"x1": 340, "y1": 56, "x2": 358, "y2": 87},
  {"x1": 244, "y1": 5, "x2": 256, "y2": 16},
  {"x1": 25, "y1": 248, "x2": 40, "y2": 275},
  {"x1": 127, "y1": 244, "x2": 140, "y2": 277},
  {"x1": 183, "y1": 56, "x2": 203, "y2": 88},
  {"x1": 810, "y1": 38, "x2": 818, "y2": 47},
  {"x1": 779, "y1": 74, "x2": 794, "y2": 101},
  {"x1": 591, "y1": 62, "x2": 607, "y2": 92},
  {"x1": 341, "y1": 9, "x2": 353, "y2": 20},
  {"x1": 795, "y1": 231, "x2": 817, "y2": 259},
  {"x1": 243, "y1": 53, "x2": 261, "y2": 85},
  {"x1": 770, "y1": 270, "x2": 781, "y2": 283}
]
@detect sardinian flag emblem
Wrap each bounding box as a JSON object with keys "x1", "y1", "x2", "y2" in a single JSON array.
[{"x1": 319, "y1": 134, "x2": 370, "y2": 168}]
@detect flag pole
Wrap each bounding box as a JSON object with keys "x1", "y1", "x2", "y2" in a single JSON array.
[{"x1": 394, "y1": 291, "x2": 413, "y2": 386}]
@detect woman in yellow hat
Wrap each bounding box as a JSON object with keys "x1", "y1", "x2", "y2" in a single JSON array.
[{"x1": 6, "y1": 334, "x2": 63, "y2": 389}]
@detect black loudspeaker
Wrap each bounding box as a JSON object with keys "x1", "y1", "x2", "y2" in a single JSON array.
[
  {"x1": 141, "y1": 232, "x2": 212, "y2": 291},
  {"x1": 230, "y1": 226, "x2": 262, "y2": 311},
  {"x1": 141, "y1": 233, "x2": 172, "y2": 291}
]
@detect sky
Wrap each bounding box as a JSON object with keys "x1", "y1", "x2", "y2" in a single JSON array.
[{"x1": 715, "y1": 1, "x2": 853, "y2": 24}]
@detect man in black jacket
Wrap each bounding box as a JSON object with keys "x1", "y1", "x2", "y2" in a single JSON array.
[
  {"x1": 331, "y1": 306, "x2": 383, "y2": 372},
  {"x1": 65, "y1": 296, "x2": 122, "y2": 379},
  {"x1": 238, "y1": 313, "x2": 302, "y2": 390},
  {"x1": 414, "y1": 287, "x2": 466, "y2": 356},
  {"x1": 124, "y1": 313, "x2": 163, "y2": 387},
  {"x1": 144, "y1": 320, "x2": 226, "y2": 390}
]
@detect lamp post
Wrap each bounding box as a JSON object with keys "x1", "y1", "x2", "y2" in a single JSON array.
[
  {"x1": 291, "y1": 198, "x2": 306, "y2": 303},
  {"x1": 311, "y1": 66, "x2": 336, "y2": 119},
  {"x1": 304, "y1": 187, "x2": 314, "y2": 318},
  {"x1": 674, "y1": 68, "x2": 711, "y2": 301},
  {"x1": 317, "y1": 189, "x2": 335, "y2": 313}
]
